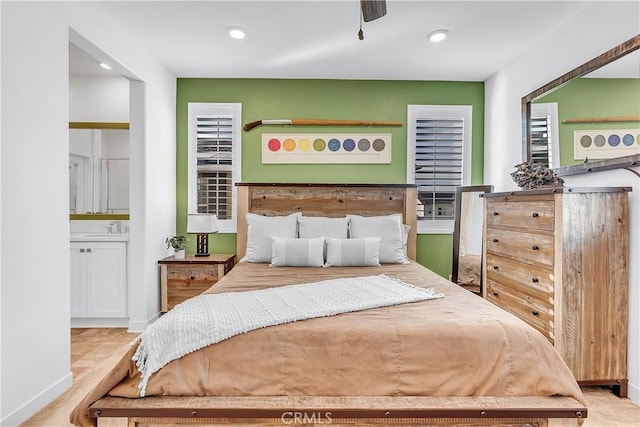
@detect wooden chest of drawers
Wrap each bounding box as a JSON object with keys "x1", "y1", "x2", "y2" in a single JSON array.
[
  {"x1": 158, "y1": 254, "x2": 235, "y2": 312},
  {"x1": 482, "y1": 188, "x2": 630, "y2": 396}
]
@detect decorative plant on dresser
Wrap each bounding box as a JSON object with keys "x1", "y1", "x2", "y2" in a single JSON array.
[{"x1": 482, "y1": 187, "x2": 630, "y2": 397}]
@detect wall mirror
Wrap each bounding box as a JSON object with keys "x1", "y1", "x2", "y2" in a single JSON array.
[
  {"x1": 452, "y1": 185, "x2": 493, "y2": 295},
  {"x1": 522, "y1": 35, "x2": 639, "y2": 176},
  {"x1": 69, "y1": 122, "x2": 130, "y2": 216}
]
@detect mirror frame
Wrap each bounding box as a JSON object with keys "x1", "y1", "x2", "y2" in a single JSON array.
[
  {"x1": 451, "y1": 185, "x2": 493, "y2": 295},
  {"x1": 521, "y1": 35, "x2": 640, "y2": 176}
]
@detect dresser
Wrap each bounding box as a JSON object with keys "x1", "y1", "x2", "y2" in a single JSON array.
[
  {"x1": 482, "y1": 187, "x2": 630, "y2": 396},
  {"x1": 158, "y1": 254, "x2": 235, "y2": 312}
]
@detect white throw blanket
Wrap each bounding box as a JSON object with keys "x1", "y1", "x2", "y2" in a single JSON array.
[{"x1": 133, "y1": 274, "x2": 443, "y2": 396}]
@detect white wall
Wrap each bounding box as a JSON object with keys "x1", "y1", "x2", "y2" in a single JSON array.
[
  {"x1": 484, "y1": 1, "x2": 640, "y2": 404},
  {"x1": 69, "y1": 76, "x2": 129, "y2": 122},
  {"x1": 0, "y1": 2, "x2": 176, "y2": 424}
]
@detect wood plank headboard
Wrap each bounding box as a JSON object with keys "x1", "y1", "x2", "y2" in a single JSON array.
[{"x1": 236, "y1": 183, "x2": 417, "y2": 261}]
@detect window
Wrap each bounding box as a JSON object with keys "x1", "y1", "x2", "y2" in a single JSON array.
[
  {"x1": 188, "y1": 103, "x2": 242, "y2": 233},
  {"x1": 407, "y1": 105, "x2": 472, "y2": 234},
  {"x1": 530, "y1": 103, "x2": 559, "y2": 169}
]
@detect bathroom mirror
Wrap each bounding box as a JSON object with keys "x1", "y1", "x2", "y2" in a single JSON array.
[
  {"x1": 451, "y1": 185, "x2": 493, "y2": 295},
  {"x1": 69, "y1": 122, "x2": 130, "y2": 216},
  {"x1": 522, "y1": 35, "x2": 639, "y2": 175}
]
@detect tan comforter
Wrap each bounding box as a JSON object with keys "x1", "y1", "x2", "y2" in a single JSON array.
[{"x1": 71, "y1": 261, "x2": 584, "y2": 426}]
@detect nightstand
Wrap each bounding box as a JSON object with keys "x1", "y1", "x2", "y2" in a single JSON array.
[{"x1": 158, "y1": 254, "x2": 235, "y2": 312}]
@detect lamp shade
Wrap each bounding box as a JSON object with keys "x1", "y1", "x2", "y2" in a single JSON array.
[{"x1": 187, "y1": 214, "x2": 218, "y2": 234}]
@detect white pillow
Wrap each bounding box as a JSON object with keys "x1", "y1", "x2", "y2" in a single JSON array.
[
  {"x1": 325, "y1": 237, "x2": 381, "y2": 267},
  {"x1": 402, "y1": 224, "x2": 411, "y2": 256},
  {"x1": 298, "y1": 216, "x2": 348, "y2": 239},
  {"x1": 270, "y1": 237, "x2": 325, "y2": 267},
  {"x1": 240, "y1": 212, "x2": 300, "y2": 263},
  {"x1": 347, "y1": 214, "x2": 409, "y2": 264}
]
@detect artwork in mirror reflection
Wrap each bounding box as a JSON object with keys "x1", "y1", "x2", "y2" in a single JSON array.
[
  {"x1": 452, "y1": 185, "x2": 493, "y2": 295},
  {"x1": 69, "y1": 128, "x2": 129, "y2": 214}
]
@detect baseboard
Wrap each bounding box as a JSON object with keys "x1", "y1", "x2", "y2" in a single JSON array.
[
  {"x1": 127, "y1": 311, "x2": 160, "y2": 333},
  {"x1": 628, "y1": 380, "x2": 640, "y2": 406},
  {"x1": 71, "y1": 317, "x2": 129, "y2": 328},
  {"x1": 1, "y1": 371, "x2": 72, "y2": 426}
]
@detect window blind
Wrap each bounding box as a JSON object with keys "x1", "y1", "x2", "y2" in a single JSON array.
[
  {"x1": 195, "y1": 115, "x2": 234, "y2": 219},
  {"x1": 530, "y1": 114, "x2": 552, "y2": 168},
  {"x1": 414, "y1": 118, "x2": 464, "y2": 221}
]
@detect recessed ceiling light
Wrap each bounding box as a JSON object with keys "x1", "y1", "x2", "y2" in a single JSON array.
[
  {"x1": 227, "y1": 26, "x2": 246, "y2": 40},
  {"x1": 99, "y1": 62, "x2": 112, "y2": 70},
  {"x1": 428, "y1": 29, "x2": 449, "y2": 43}
]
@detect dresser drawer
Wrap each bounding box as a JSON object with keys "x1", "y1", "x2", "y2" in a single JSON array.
[
  {"x1": 486, "y1": 280, "x2": 554, "y2": 342},
  {"x1": 486, "y1": 200, "x2": 554, "y2": 231},
  {"x1": 486, "y1": 228, "x2": 554, "y2": 267},
  {"x1": 485, "y1": 253, "x2": 554, "y2": 301}
]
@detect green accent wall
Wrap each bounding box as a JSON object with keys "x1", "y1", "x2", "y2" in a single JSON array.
[
  {"x1": 536, "y1": 77, "x2": 640, "y2": 166},
  {"x1": 176, "y1": 79, "x2": 484, "y2": 278}
]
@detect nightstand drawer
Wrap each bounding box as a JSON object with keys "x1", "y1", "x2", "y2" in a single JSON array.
[
  {"x1": 167, "y1": 265, "x2": 218, "y2": 288},
  {"x1": 486, "y1": 200, "x2": 554, "y2": 231},
  {"x1": 486, "y1": 279, "x2": 554, "y2": 342},
  {"x1": 159, "y1": 254, "x2": 236, "y2": 312},
  {"x1": 486, "y1": 228, "x2": 554, "y2": 267}
]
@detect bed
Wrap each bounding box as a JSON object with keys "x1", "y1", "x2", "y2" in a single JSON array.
[
  {"x1": 456, "y1": 253, "x2": 482, "y2": 293},
  {"x1": 71, "y1": 183, "x2": 587, "y2": 427}
]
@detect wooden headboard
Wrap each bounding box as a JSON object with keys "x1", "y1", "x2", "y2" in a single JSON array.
[{"x1": 236, "y1": 183, "x2": 417, "y2": 261}]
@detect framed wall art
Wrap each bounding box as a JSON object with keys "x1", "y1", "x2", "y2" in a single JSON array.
[{"x1": 261, "y1": 133, "x2": 392, "y2": 164}]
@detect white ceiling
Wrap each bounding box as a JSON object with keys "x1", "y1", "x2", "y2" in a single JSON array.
[{"x1": 69, "y1": 1, "x2": 638, "y2": 81}]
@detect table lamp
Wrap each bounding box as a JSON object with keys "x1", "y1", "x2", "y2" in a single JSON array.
[{"x1": 187, "y1": 214, "x2": 218, "y2": 257}]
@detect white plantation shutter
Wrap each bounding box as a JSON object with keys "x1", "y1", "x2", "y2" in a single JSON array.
[
  {"x1": 196, "y1": 115, "x2": 233, "y2": 218},
  {"x1": 530, "y1": 103, "x2": 559, "y2": 169},
  {"x1": 407, "y1": 105, "x2": 472, "y2": 234},
  {"x1": 188, "y1": 103, "x2": 241, "y2": 232},
  {"x1": 530, "y1": 115, "x2": 551, "y2": 167}
]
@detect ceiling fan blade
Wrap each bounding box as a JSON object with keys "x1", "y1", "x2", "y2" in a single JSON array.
[{"x1": 361, "y1": 0, "x2": 387, "y2": 22}]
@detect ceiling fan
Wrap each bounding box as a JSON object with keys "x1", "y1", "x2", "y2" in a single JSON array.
[
  {"x1": 361, "y1": 0, "x2": 387, "y2": 22},
  {"x1": 358, "y1": 0, "x2": 387, "y2": 40}
]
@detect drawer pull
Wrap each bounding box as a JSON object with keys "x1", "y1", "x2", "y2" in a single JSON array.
[
  {"x1": 492, "y1": 291, "x2": 499, "y2": 297},
  {"x1": 532, "y1": 245, "x2": 539, "y2": 251},
  {"x1": 532, "y1": 277, "x2": 539, "y2": 283},
  {"x1": 492, "y1": 238, "x2": 499, "y2": 243},
  {"x1": 493, "y1": 211, "x2": 499, "y2": 216},
  {"x1": 532, "y1": 212, "x2": 539, "y2": 218},
  {"x1": 190, "y1": 276, "x2": 195, "y2": 280},
  {"x1": 493, "y1": 265, "x2": 499, "y2": 270},
  {"x1": 532, "y1": 310, "x2": 539, "y2": 316}
]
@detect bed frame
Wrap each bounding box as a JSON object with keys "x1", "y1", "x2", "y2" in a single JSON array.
[{"x1": 89, "y1": 183, "x2": 586, "y2": 427}]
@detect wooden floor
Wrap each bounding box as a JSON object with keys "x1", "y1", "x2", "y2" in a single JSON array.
[{"x1": 23, "y1": 328, "x2": 640, "y2": 426}]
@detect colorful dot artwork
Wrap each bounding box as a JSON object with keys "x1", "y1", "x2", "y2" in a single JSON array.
[
  {"x1": 262, "y1": 133, "x2": 392, "y2": 164},
  {"x1": 574, "y1": 129, "x2": 640, "y2": 160}
]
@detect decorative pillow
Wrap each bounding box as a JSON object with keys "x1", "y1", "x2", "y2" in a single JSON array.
[
  {"x1": 270, "y1": 237, "x2": 325, "y2": 267},
  {"x1": 325, "y1": 237, "x2": 381, "y2": 267},
  {"x1": 347, "y1": 214, "x2": 409, "y2": 264},
  {"x1": 240, "y1": 212, "x2": 300, "y2": 263},
  {"x1": 298, "y1": 216, "x2": 348, "y2": 239},
  {"x1": 402, "y1": 224, "x2": 411, "y2": 256}
]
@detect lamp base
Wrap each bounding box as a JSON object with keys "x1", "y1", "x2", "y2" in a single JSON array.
[{"x1": 195, "y1": 233, "x2": 211, "y2": 257}]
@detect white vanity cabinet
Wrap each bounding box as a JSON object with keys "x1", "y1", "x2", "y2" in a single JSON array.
[{"x1": 70, "y1": 240, "x2": 128, "y2": 326}]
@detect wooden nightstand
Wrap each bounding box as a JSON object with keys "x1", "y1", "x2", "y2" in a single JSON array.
[{"x1": 158, "y1": 254, "x2": 235, "y2": 312}]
